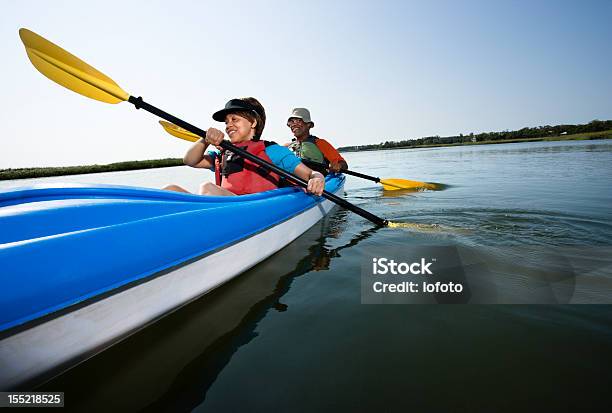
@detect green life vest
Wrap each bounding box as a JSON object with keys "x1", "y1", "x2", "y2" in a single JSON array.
[
  {"x1": 289, "y1": 136, "x2": 321, "y2": 162},
  {"x1": 288, "y1": 136, "x2": 329, "y2": 175},
  {"x1": 300, "y1": 140, "x2": 324, "y2": 163}
]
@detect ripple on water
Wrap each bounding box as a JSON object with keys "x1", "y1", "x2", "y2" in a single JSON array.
[{"x1": 373, "y1": 204, "x2": 612, "y2": 247}]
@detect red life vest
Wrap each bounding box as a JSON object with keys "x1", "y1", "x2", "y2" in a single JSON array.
[{"x1": 215, "y1": 140, "x2": 281, "y2": 195}]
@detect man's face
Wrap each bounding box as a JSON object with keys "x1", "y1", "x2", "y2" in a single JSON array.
[{"x1": 287, "y1": 117, "x2": 311, "y2": 139}]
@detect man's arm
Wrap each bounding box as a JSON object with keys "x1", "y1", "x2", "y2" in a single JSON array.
[{"x1": 316, "y1": 138, "x2": 348, "y2": 172}]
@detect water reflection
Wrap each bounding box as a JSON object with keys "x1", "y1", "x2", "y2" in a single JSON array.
[
  {"x1": 38, "y1": 209, "x2": 380, "y2": 412},
  {"x1": 380, "y1": 183, "x2": 449, "y2": 198},
  {"x1": 144, "y1": 213, "x2": 379, "y2": 412}
]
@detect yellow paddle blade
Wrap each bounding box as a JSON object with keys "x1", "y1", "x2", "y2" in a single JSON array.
[
  {"x1": 19, "y1": 28, "x2": 129, "y2": 104},
  {"x1": 380, "y1": 178, "x2": 438, "y2": 191},
  {"x1": 159, "y1": 121, "x2": 201, "y2": 142}
]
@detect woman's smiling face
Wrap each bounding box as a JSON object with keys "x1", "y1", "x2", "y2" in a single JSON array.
[{"x1": 225, "y1": 113, "x2": 256, "y2": 143}]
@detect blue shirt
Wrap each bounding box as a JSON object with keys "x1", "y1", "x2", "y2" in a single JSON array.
[{"x1": 207, "y1": 144, "x2": 302, "y2": 173}]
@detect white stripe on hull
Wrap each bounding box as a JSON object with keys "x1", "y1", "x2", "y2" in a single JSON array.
[{"x1": 0, "y1": 185, "x2": 342, "y2": 390}]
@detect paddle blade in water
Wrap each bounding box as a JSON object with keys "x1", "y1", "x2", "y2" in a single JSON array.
[
  {"x1": 387, "y1": 221, "x2": 438, "y2": 230},
  {"x1": 19, "y1": 28, "x2": 129, "y2": 104},
  {"x1": 387, "y1": 221, "x2": 468, "y2": 233},
  {"x1": 159, "y1": 121, "x2": 200, "y2": 142},
  {"x1": 380, "y1": 178, "x2": 438, "y2": 191}
]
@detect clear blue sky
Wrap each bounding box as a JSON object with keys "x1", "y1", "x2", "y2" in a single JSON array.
[{"x1": 1, "y1": 0, "x2": 611, "y2": 168}]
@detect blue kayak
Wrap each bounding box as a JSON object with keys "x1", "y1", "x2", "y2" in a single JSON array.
[{"x1": 0, "y1": 174, "x2": 344, "y2": 389}]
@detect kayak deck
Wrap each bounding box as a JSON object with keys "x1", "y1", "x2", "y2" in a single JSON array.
[{"x1": 0, "y1": 176, "x2": 344, "y2": 333}]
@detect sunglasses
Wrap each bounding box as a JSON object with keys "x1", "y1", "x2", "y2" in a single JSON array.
[{"x1": 287, "y1": 118, "x2": 306, "y2": 127}]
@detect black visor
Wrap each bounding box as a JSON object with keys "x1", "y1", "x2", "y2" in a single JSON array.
[{"x1": 212, "y1": 99, "x2": 261, "y2": 122}]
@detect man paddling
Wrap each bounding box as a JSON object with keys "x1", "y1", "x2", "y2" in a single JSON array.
[{"x1": 286, "y1": 108, "x2": 348, "y2": 175}]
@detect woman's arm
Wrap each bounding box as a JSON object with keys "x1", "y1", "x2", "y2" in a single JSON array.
[
  {"x1": 183, "y1": 128, "x2": 225, "y2": 169},
  {"x1": 294, "y1": 163, "x2": 325, "y2": 196},
  {"x1": 183, "y1": 138, "x2": 212, "y2": 168},
  {"x1": 264, "y1": 143, "x2": 325, "y2": 195}
]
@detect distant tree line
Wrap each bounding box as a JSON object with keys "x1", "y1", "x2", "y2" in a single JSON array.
[{"x1": 339, "y1": 119, "x2": 612, "y2": 152}]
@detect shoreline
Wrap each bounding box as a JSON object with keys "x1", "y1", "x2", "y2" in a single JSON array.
[
  {"x1": 2, "y1": 133, "x2": 611, "y2": 181},
  {"x1": 339, "y1": 130, "x2": 612, "y2": 153},
  {"x1": 0, "y1": 158, "x2": 183, "y2": 181}
]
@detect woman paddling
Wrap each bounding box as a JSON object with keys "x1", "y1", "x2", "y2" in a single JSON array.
[{"x1": 164, "y1": 97, "x2": 325, "y2": 196}]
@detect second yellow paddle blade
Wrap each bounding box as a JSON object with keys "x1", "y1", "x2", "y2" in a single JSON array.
[
  {"x1": 380, "y1": 178, "x2": 438, "y2": 191},
  {"x1": 19, "y1": 28, "x2": 129, "y2": 104},
  {"x1": 159, "y1": 121, "x2": 200, "y2": 142}
]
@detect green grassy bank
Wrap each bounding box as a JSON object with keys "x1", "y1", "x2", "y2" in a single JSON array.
[
  {"x1": 0, "y1": 158, "x2": 183, "y2": 181},
  {"x1": 417, "y1": 129, "x2": 612, "y2": 149},
  {"x1": 340, "y1": 130, "x2": 612, "y2": 152}
]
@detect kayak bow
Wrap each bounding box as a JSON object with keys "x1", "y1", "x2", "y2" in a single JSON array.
[{"x1": 0, "y1": 175, "x2": 344, "y2": 389}]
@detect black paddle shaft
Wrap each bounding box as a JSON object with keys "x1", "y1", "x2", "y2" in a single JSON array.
[
  {"x1": 128, "y1": 96, "x2": 388, "y2": 227},
  {"x1": 301, "y1": 159, "x2": 381, "y2": 183},
  {"x1": 343, "y1": 169, "x2": 380, "y2": 183}
]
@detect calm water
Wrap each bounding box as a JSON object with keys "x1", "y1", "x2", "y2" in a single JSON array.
[{"x1": 14, "y1": 140, "x2": 612, "y2": 411}]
